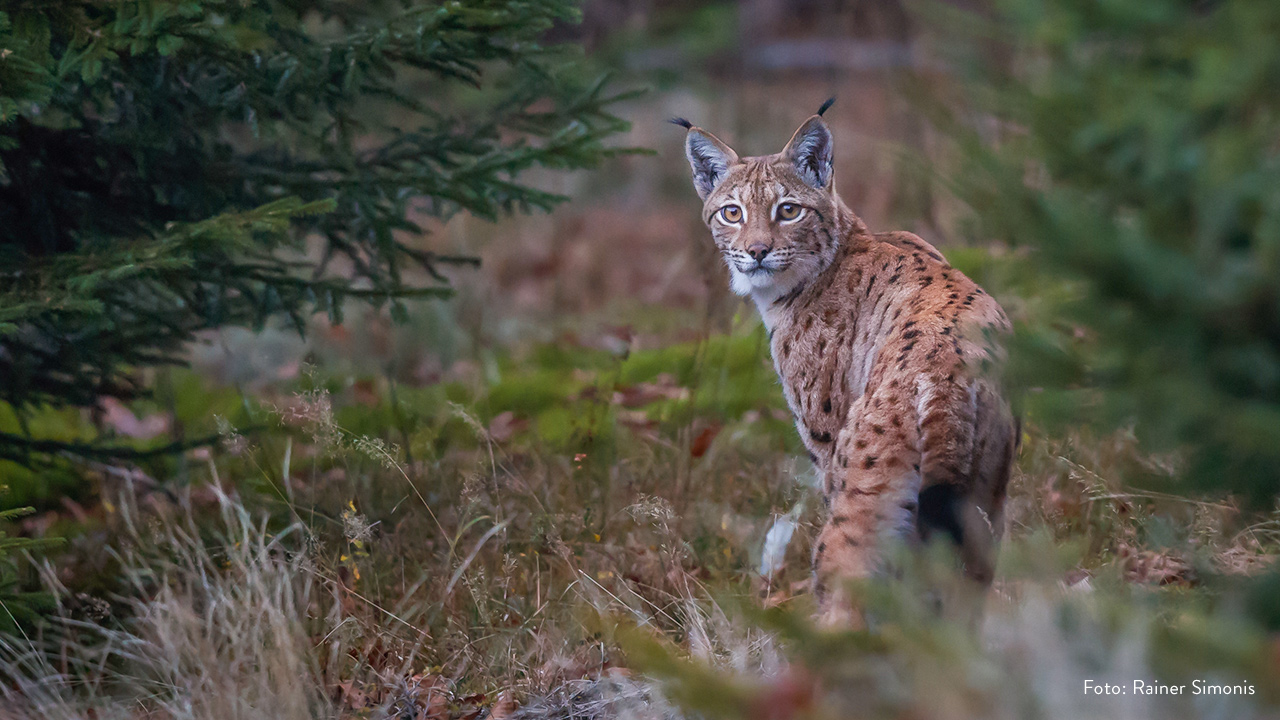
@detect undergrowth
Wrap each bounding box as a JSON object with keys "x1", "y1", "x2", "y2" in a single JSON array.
[{"x1": 1, "y1": 326, "x2": 1278, "y2": 719}]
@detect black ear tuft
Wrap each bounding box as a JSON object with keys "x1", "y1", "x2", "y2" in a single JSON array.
[
  {"x1": 817, "y1": 96, "x2": 836, "y2": 117},
  {"x1": 669, "y1": 117, "x2": 694, "y2": 129}
]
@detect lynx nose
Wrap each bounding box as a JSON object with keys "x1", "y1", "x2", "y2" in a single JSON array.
[{"x1": 746, "y1": 243, "x2": 771, "y2": 262}]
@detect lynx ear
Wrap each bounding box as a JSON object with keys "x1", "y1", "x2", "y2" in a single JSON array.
[
  {"x1": 783, "y1": 116, "x2": 834, "y2": 190},
  {"x1": 683, "y1": 126, "x2": 739, "y2": 201}
]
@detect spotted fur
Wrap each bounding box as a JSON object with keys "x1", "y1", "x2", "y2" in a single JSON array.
[{"x1": 680, "y1": 113, "x2": 1016, "y2": 626}]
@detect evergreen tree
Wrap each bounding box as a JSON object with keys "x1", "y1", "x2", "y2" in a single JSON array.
[
  {"x1": 935, "y1": 0, "x2": 1280, "y2": 502},
  {"x1": 0, "y1": 1, "x2": 633, "y2": 467},
  {"x1": 0, "y1": 505, "x2": 60, "y2": 632}
]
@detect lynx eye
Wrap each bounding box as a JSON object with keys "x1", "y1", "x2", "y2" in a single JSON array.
[
  {"x1": 776, "y1": 203, "x2": 802, "y2": 221},
  {"x1": 718, "y1": 205, "x2": 743, "y2": 224}
]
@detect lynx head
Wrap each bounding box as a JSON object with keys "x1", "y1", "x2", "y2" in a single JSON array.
[{"x1": 677, "y1": 103, "x2": 842, "y2": 299}]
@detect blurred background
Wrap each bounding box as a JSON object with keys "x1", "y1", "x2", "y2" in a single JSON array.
[
  {"x1": 4, "y1": 1, "x2": 1280, "y2": 718},
  {"x1": 191, "y1": 0, "x2": 957, "y2": 387}
]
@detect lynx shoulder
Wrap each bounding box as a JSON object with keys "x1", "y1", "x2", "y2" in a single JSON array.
[{"x1": 677, "y1": 107, "x2": 1016, "y2": 625}]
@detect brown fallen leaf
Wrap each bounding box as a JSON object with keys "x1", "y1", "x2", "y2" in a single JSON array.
[
  {"x1": 352, "y1": 378, "x2": 381, "y2": 406},
  {"x1": 616, "y1": 409, "x2": 657, "y2": 430},
  {"x1": 334, "y1": 680, "x2": 369, "y2": 711},
  {"x1": 400, "y1": 673, "x2": 450, "y2": 720},
  {"x1": 490, "y1": 691, "x2": 518, "y2": 720},
  {"x1": 751, "y1": 666, "x2": 817, "y2": 720},
  {"x1": 612, "y1": 374, "x2": 689, "y2": 407},
  {"x1": 690, "y1": 424, "x2": 721, "y2": 458},
  {"x1": 488, "y1": 411, "x2": 529, "y2": 442}
]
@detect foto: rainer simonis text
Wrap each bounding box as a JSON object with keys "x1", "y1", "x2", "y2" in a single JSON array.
[{"x1": 1084, "y1": 679, "x2": 1256, "y2": 695}]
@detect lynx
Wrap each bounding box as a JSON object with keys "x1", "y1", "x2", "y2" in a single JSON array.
[{"x1": 675, "y1": 102, "x2": 1016, "y2": 625}]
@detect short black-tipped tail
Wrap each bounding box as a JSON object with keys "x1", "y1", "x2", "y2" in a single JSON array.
[{"x1": 916, "y1": 483, "x2": 966, "y2": 547}]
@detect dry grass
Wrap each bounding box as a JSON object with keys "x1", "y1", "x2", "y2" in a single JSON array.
[{"x1": 1, "y1": 487, "x2": 334, "y2": 719}]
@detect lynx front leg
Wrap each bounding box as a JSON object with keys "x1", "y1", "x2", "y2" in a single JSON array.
[{"x1": 812, "y1": 434, "x2": 922, "y2": 627}]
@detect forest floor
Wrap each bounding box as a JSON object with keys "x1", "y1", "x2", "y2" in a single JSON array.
[{"x1": 4, "y1": 310, "x2": 1279, "y2": 719}]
